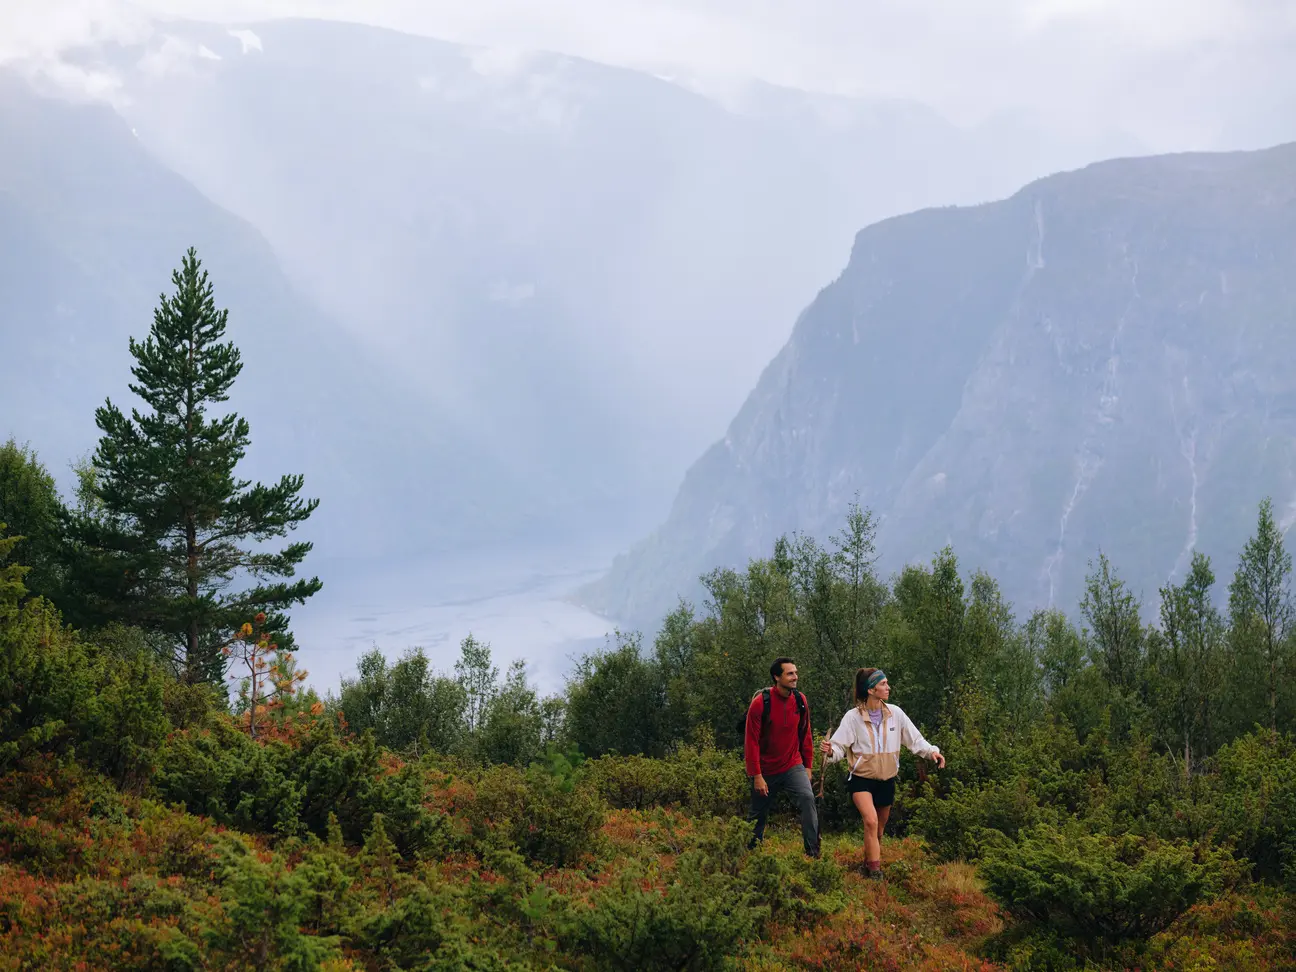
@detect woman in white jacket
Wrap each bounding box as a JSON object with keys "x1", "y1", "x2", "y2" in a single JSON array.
[{"x1": 819, "y1": 667, "x2": 945, "y2": 878}]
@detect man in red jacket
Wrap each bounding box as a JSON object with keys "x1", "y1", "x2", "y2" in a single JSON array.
[{"x1": 744, "y1": 656, "x2": 819, "y2": 857}]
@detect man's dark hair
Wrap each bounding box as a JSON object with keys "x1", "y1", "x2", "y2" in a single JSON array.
[{"x1": 770, "y1": 657, "x2": 796, "y2": 682}]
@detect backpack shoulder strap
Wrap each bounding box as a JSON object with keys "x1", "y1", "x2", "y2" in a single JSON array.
[
  {"x1": 761, "y1": 687, "x2": 772, "y2": 725},
  {"x1": 794, "y1": 690, "x2": 809, "y2": 741}
]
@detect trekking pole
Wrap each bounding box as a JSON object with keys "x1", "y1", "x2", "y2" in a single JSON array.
[
  {"x1": 814, "y1": 735, "x2": 828, "y2": 846},
  {"x1": 815, "y1": 741, "x2": 828, "y2": 800}
]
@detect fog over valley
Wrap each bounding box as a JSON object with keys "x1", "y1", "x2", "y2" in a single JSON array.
[{"x1": 3, "y1": 0, "x2": 1295, "y2": 697}]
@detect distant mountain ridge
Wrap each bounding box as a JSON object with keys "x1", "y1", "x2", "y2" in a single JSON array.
[
  {"x1": 57, "y1": 17, "x2": 1140, "y2": 532},
  {"x1": 0, "y1": 74, "x2": 549, "y2": 568},
  {"x1": 4, "y1": 15, "x2": 1145, "y2": 573},
  {"x1": 583, "y1": 141, "x2": 1296, "y2": 630}
]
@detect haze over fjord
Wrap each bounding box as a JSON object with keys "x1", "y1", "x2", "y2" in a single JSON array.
[{"x1": 2, "y1": 0, "x2": 1293, "y2": 691}]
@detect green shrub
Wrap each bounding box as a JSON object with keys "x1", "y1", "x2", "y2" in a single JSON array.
[
  {"x1": 669, "y1": 737, "x2": 751, "y2": 817},
  {"x1": 0, "y1": 589, "x2": 169, "y2": 789},
  {"x1": 738, "y1": 847, "x2": 844, "y2": 928},
  {"x1": 565, "y1": 852, "x2": 768, "y2": 971},
  {"x1": 154, "y1": 720, "x2": 448, "y2": 857},
  {"x1": 0, "y1": 870, "x2": 208, "y2": 971},
  {"x1": 1203, "y1": 730, "x2": 1296, "y2": 887},
  {"x1": 465, "y1": 763, "x2": 606, "y2": 868},
  {"x1": 979, "y1": 823, "x2": 1241, "y2": 955},
  {"x1": 77, "y1": 649, "x2": 170, "y2": 790},
  {"x1": 986, "y1": 925, "x2": 1086, "y2": 972},
  {"x1": 581, "y1": 738, "x2": 746, "y2": 817},
  {"x1": 292, "y1": 836, "x2": 356, "y2": 934},
  {"x1": 563, "y1": 634, "x2": 667, "y2": 758},
  {"x1": 153, "y1": 721, "x2": 305, "y2": 836},
  {"x1": 203, "y1": 835, "x2": 344, "y2": 970},
  {"x1": 907, "y1": 776, "x2": 1056, "y2": 861},
  {"x1": 581, "y1": 753, "x2": 666, "y2": 810},
  {"x1": 347, "y1": 878, "x2": 531, "y2": 971}
]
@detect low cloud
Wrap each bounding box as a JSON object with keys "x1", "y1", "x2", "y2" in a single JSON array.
[{"x1": 5, "y1": 1, "x2": 1294, "y2": 150}]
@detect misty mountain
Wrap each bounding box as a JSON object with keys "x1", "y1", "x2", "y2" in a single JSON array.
[
  {"x1": 0, "y1": 74, "x2": 562, "y2": 569},
  {"x1": 583, "y1": 141, "x2": 1296, "y2": 630},
  {"x1": 66, "y1": 16, "x2": 1137, "y2": 526}
]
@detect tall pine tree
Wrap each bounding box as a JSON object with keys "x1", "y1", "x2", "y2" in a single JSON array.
[{"x1": 67, "y1": 248, "x2": 321, "y2": 685}]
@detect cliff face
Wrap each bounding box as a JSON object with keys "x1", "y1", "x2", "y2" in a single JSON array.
[
  {"x1": 586, "y1": 143, "x2": 1296, "y2": 629},
  {"x1": 12, "y1": 18, "x2": 1142, "y2": 561},
  {"x1": 91, "y1": 18, "x2": 1134, "y2": 537}
]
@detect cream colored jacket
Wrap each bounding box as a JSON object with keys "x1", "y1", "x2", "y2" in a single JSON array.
[{"x1": 824, "y1": 703, "x2": 939, "y2": 781}]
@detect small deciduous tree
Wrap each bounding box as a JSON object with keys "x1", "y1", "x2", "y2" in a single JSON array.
[
  {"x1": 1154, "y1": 552, "x2": 1224, "y2": 777},
  {"x1": 972, "y1": 574, "x2": 1042, "y2": 734},
  {"x1": 830, "y1": 497, "x2": 881, "y2": 658},
  {"x1": 337, "y1": 645, "x2": 467, "y2": 755},
  {"x1": 1081, "y1": 553, "x2": 1146, "y2": 696},
  {"x1": 565, "y1": 632, "x2": 666, "y2": 758},
  {"x1": 894, "y1": 547, "x2": 969, "y2": 727},
  {"x1": 477, "y1": 659, "x2": 548, "y2": 766},
  {"x1": 227, "y1": 611, "x2": 309, "y2": 740},
  {"x1": 1228, "y1": 497, "x2": 1294, "y2": 730},
  {"x1": 455, "y1": 633, "x2": 498, "y2": 734},
  {"x1": 1032, "y1": 608, "x2": 1087, "y2": 697}
]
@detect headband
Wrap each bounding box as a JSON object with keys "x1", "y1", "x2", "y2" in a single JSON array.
[{"x1": 866, "y1": 670, "x2": 887, "y2": 690}]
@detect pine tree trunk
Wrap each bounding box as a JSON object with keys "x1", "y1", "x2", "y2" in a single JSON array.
[
  {"x1": 186, "y1": 514, "x2": 200, "y2": 682},
  {"x1": 1271, "y1": 658, "x2": 1278, "y2": 731},
  {"x1": 185, "y1": 330, "x2": 200, "y2": 683},
  {"x1": 1268, "y1": 624, "x2": 1278, "y2": 730},
  {"x1": 249, "y1": 670, "x2": 258, "y2": 740},
  {"x1": 1184, "y1": 734, "x2": 1191, "y2": 781},
  {"x1": 1202, "y1": 701, "x2": 1211, "y2": 758}
]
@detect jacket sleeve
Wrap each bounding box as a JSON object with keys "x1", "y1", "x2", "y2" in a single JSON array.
[
  {"x1": 896, "y1": 708, "x2": 939, "y2": 758},
  {"x1": 824, "y1": 710, "x2": 855, "y2": 764},
  {"x1": 743, "y1": 695, "x2": 763, "y2": 777},
  {"x1": 800, "y1": 696, "x2": 814, "y2": 770}
]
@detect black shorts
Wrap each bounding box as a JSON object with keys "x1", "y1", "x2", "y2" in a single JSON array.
[{"x1": 845, "y1": 775, "x2": 896, "y2": 807}]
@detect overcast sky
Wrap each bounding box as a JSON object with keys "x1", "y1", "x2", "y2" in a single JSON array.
[{"x1": 3, "y1": 0, "x2": 1295, "y2": 151}]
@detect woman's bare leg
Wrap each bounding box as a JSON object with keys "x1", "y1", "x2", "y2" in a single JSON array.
[
  {"x1": 876, "y1": 803, "x2": 891, "y2": 852},
  {"x1": 851, "y1": 791, "x2": 879, "y2": 861}
]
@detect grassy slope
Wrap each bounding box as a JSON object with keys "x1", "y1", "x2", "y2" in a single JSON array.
[{"x1": 2, "y1": 751, "x2": 1293, "y2": 971}]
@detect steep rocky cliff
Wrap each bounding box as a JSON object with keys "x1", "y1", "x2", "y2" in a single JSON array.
[
  {"x1": 85, "y1": 17, "x2": 1132, "y2": 525},
  {"x1": 584, "y1": 142, "x2": 1296, "y2": 629}
]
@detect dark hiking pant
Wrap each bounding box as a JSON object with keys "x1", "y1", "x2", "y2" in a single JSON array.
[{"x1": 748, "y1": 766, "x2": 819, "y2": 855}]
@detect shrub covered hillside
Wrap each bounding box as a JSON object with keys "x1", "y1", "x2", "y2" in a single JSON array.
[
  {"x1": 2, "y1": 526, "x2": 1296, "y2": 972},
  {"x1": 3, "y1": 250, "x2": 1296, "y2": 969}
]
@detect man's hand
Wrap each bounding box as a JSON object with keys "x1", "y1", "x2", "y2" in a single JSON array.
[
  {"x1": 753, "y1": 774, "x2": 769, "y2": 797},
  {"x1": 805, "y1": 765, "x2": 814, "y2": 784},
  {"x1": 931, "y1": 750, "x2": 946, "y2": 769}
]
